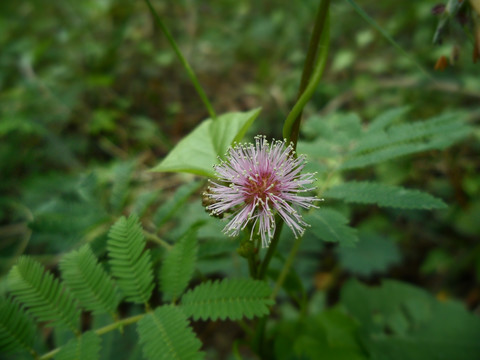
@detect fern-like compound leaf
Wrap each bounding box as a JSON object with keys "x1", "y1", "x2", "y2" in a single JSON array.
[
  {"x1": 60, "y1": 244, "x2": 120, "y2": 315},
  {"x1": 56, "y1": 331, "x2": 101, "y2": 360},
  {"x1": 180, "y1": 279, "x2": 274, "y2": 321},
  {"x1": 0, "y1": 297, "x2": 36, "y2": 354},
  {"x1": 137, "y1": 306, "x2": 204, "y2": 360},
  {"x1": 367, "y1": 106, "x2": 410, "y2": 133},
  {"x1": 304, "y1": 208, "x2": 358, "y2": 246},
  {"x1": 160, "y1": 229, "x2": 198, "y2": 302},
  {"x1": 107, "y1": 214, "x2": 154, "y2": 304},
  {"x1": 110, "y1": 160, "x2": 135, "y2": 213},
  {"x1": 343, "y1": 112, "x2": 470, "y2": 169},
  {"x1": 153, "y1": 181, "x2": 202, "y2": 227},
  {"x1": 324, "y1": 181, "x2": 447, "y2": 209},
  {"x1": 7, "y1": 257, "x2": 80, "y2": 333}
]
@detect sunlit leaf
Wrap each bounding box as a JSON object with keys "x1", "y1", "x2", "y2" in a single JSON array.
[{"x1": 151, "y1": 108, "x2": 261, "y2": 177}]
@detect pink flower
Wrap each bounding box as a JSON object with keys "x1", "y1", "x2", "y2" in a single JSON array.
[{"x1": 206, "y1": 136, "x2": 319, "y2": 247}]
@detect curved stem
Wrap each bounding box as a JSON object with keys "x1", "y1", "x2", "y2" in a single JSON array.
[
  {"x1": 270, "y1": 235, "x2": 303, "y2": 300},
  {"x1": 39, "y1": 314, "x2": 146, "y2": 360},
  {"x1": 143, "y1": 230, "x2": 173, "y2": 250},
  {"x1": 257, "y1": 216, "x2": 284, "y2": 279},
  {"x1": 283, "y1": 0, "x2": 330, "y2": 147},
  {"x1": 144, "y1": 0, "x2": 217, "y2": 120}
]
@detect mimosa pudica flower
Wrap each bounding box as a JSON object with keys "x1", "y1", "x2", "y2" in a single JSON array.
[{"x1": 205, "y1": 135, "x2": 319, "y2": 248}]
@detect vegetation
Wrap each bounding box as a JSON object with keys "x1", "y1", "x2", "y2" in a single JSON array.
[{"x1": 1, "y1": 0, "x2": 479, "y2": 359}]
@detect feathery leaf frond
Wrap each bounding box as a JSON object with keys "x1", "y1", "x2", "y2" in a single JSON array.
[
  {"x1": 304, "y1": 208, "x2": 358, "y2": 246},
  {"x1": 107, "y1": 215, "x2": 154, "y2": 304},
  {"x1": 343, "y1": 112, "x2": 470, "y2": 169},
  {"x1": 160, "y1": 229, "x2": 198, "y2": 302},
  {"x1": 181, "y1": 279, "x2": 273, "y2": 321},
  {"x1": 367, "y1": 106, "x2": 410, "y2": 132},
  {"x1": 0, "y1": 297, "x2": 36, "y2": 354},
  {"x1": 324, "y1": 181, "x2": 447, "y2": 209},
  {"x1": 110, "y1": 160, "x2": 135, "y2": 213},
  {"x1": 137, "y1": 306, "x2": 204, "y2": 360},
  {"x1": 60, "y1": 244, "x2": 120, "y2": 315},
  {"x1": 153, "y1": 181, "x2": 202, "y2": 227},
  {"x1": 7, "y1": 257, "x2": 80, "y2": 333},
  {"x1": 56, "y1": 331, "x2": 101, "y2": 360}
]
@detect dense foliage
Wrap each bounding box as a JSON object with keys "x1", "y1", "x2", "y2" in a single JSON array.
[{"x1": 1, "y1": 0, "x2": 479, "y2": 359}]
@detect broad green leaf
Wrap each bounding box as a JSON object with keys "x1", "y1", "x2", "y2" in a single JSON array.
[
  {"x1": 151, "y1": 108, "x2": 261, "y2": 177},
  {"x1": 56, "y1": 331, "x2": 101, "y2": 360},
  {"x1": 181, "y1": 279, "x2": 273, "y2": 321},
  {"x1": 337, "y1": 232, "x2": 401, "y2": 276},
  {"x1": 210, "y1": 108, "x2": 261, "y2": 156},
  {"x1": 341, "y1": 279, "x2": 480, "y2": 360},
  {"x1": 324, "y1": 181, "x2": 447, "y2": 209},
  {"x1": 304, "y1": 208, "x2": 358, "y2": 246},
  {"x1": 159, "y1": 229, "x2": 198, "y2": 302},
  {"x1": 137, "y1": 306, "x2": 204, "y2": 360}
]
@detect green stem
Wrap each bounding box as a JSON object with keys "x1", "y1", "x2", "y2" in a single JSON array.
[
  {"x1": 38, "y1": 314, "x2": 145, "y2": 360},
  {"x1": 257, "y1": 216, "x2": 284, "y2": 279},
  {"x1": 283, "y1": 0, "x2": 330, "y2": 147},
  {"x1": 270, "y1": 234, "x2": 303, "y2": 300},
  {"x1": 247, "y1": 251, "x2": 257, "y2": 278},
  {"x1": 288, "y1": 0, "x2": 331, "y2": 149},
  {"x1": 144, "y1": 230, "x2": 172, "y2": 250},
  {"x1": 144, "y1": 0, "x2": 217, "y2": 120}
]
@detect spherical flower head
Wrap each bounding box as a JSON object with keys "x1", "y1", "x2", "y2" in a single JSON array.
[{"x1": 205, "y1": 135, "x2": 319, "y2": 248}]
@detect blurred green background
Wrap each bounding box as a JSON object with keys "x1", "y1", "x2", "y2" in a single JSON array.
[{"x1": 1, "y1": 0, "x2": 479, "y2": 314}]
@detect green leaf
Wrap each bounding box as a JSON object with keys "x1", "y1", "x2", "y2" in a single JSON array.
[
  {"x1": 367, "y1": 106, "x2": 410, "y2": 133},
  {"x1": 55, "y1": 331, "x2": 101, "y2": 360},
  {"x1": 343, "y1": 112, "x2": 470, "y2": 169},
  {"x1": 180, "y1": 279, "x2": 274, "y2": 321},
  {"x1": 341, "y1": 279, "x2": 480, "y2": 360},
  {"x1": 60, "y1": 244, "x2": 120, "y2": 315},
  {"x1": 0, "y1": 297, "x2": 35, "y2": 354},
  {"x1": 274, "y1": 307, "x2": 367, "y2": 360},
  {"x1": 324, "y1": 181, "x2": 447, "y2": 209},
  {"x1": 209, "y1": 108, "x2": 261, "y2": 156},
  {"x1": 110, "y1": 160, "x2": 135, "y2": 213},
  {"x1": 337, "y1": 232, "x2": 401, "y2": 276},
  {"x1": 342, "y1": 142, "x2": 440, "y2": 169},
  {"x1": 107, "y1": 215, "x2": 154, "y2": 304},
  {"x1": 160, "y1": 229, "x2": 198, "y2": 302},
  {"x1": 8, "y1": 257, "x2": 80, "y2": 333},
  {"x1": 137, "y1": 306, "x2": 204, "y2": 360},
  {"x1": 153, "y1": 181, "x2": 202, "y2": 228},
  {"x1": 151, "y1": 108, "x2": 261, "y2": 177},
  {"x1": 304, "y1": 208, "x2": 358, "y2": 246}
]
